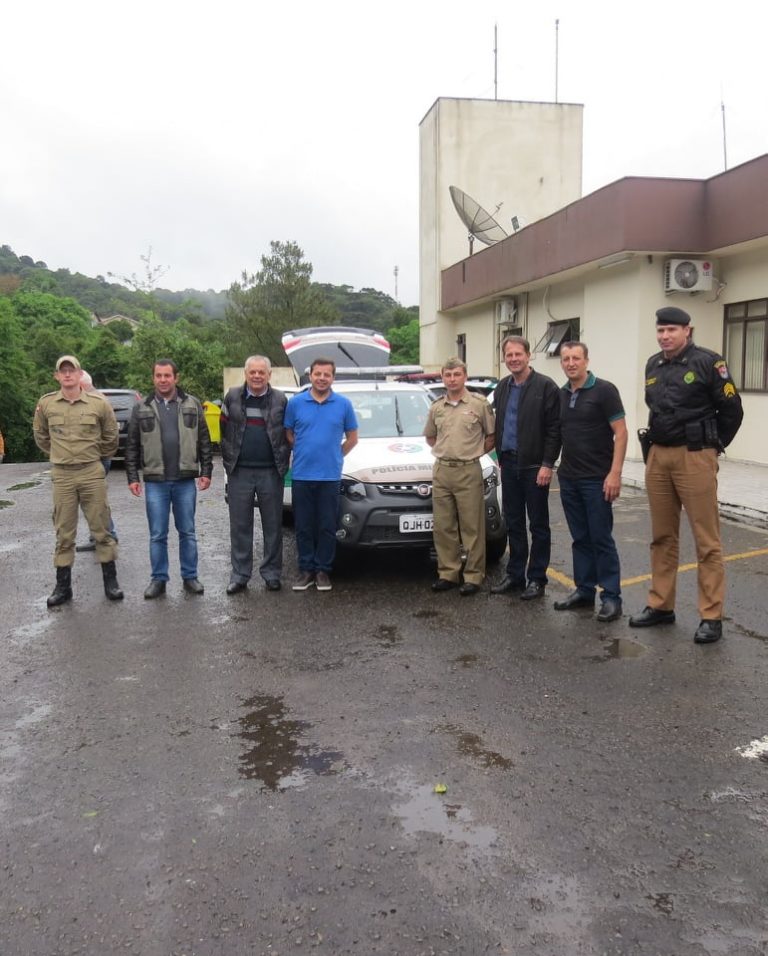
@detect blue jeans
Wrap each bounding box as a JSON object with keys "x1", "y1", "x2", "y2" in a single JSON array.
[
  {"x1": 500, "y1": 457, "x2": 551, "y2": 585},
  {"x1": 144, "y1": 479, "x2": 198, "y2": 581},
  {"x1": 559, "y1": 476, "x2": 621, "y2": 601},
  {"x1": 292, "y1": 480, "x2": 339, "y2": 573}
]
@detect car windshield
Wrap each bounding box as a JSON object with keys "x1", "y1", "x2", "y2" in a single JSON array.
[{"x1": 343, "y1": 389, "x2": 432, "y2": 439}]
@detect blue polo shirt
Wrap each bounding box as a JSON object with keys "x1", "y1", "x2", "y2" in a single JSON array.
[{"x1": 284, "y1": 389, "x2": 358, "y2": 481}]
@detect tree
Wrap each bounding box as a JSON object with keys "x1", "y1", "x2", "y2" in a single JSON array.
[
  {"x1": 0, "y1": 299, "x2": 42, "y2": 462},
  {"x1": 388, "y1": 318, "x2": 420, "y2": 365},
  {"x1": 108, "y1": 246, "x2": 169, "y2": 320},
  {"x1": 226, "y1": 241, "x2": 338, "y2": 364},
  {"x1": 127, "y1": 318, "x2": 227, "y2": 400}
]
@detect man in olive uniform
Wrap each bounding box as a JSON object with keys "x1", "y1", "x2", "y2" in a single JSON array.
[
  {"x1": 33, "y1": 355, "x2": 123, "y2": 607},
  {"x1": 424, "y1": 357, "x2": 496, "y2": 595},
  {"x1": 629, "y1": 307, "x2": 744, "y2": 643}
]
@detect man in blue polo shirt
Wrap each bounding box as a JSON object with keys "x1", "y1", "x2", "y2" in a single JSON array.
[
  {"x1": 284, "y1": 358, "x2": 358, "y2": 592},
  {"x1": 554, "y1": 341, "x2": 628, "y2": 623}
]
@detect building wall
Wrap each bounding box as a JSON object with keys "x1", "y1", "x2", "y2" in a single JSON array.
[
  {"x1": 419, "y1": 97, "x2": 583, "y2": 370},
  {"x1": 448, "y1": 251, "x2": 766, "y2": 464}
]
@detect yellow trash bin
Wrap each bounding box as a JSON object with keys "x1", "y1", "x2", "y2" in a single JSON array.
[{"x1": 203, "y1": 401, "x2": 222, "y2": 444}]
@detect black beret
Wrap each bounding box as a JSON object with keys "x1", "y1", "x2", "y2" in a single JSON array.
[{"x1": 656, "y1": 306, "x2": 691, "y2": 326}]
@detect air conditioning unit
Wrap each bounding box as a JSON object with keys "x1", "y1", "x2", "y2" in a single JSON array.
[
  {"x1": 664, "y1": 258, "x2": 714, "y2": 293},
  {"x1": 495, "y1": 297, "x2": 517, "y2": 325}
]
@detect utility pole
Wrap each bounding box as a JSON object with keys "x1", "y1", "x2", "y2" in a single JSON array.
[{"x1": 393, "y1": 265, "x2": 399, "y2": 303}]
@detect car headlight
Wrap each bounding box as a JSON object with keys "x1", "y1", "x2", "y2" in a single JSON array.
[{"x1": 341, "y1": 479, "x2": 366, "y2": 501}]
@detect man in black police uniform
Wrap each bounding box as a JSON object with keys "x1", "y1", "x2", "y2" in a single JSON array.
[{"x1": 629, "y1": 306, "x2": 743, "y2": 643}]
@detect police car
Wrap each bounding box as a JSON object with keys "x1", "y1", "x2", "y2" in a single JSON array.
[{"x1": 279, "y1": 327, "x2": 505, "y2": 561}]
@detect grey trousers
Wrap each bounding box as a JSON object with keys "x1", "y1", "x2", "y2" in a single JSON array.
[{"x1": 228, "y1": 466, "x2": 284, "y2": 584}]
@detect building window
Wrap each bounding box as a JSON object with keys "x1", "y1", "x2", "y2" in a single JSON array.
[
  {"x1": 533, "y1": 319, "x2": 580, "y2": 357},
  {"x1": 725, "y1": 299, "x2": 768, "y2": 392},
  {"x1": 456, "y1": 333, "x2": 466, "y2": 363}
]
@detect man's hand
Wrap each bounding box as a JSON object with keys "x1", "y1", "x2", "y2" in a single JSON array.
[
  {"x1": 603, "y1": 471, "x2": 622, "y2": 502},
  {"x1": 128, "y1": 481, "x2": 142, "y2": 498},
  {"x1": 536, "y1": 465, "x2": 553, "y2": 487},
  {"x1": 198, "y1": 477, "x2": 211, "y2": 491}
]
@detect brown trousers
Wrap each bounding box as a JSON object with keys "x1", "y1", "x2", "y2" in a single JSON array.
[
  {"x1": 432, "y1": 459, "x2": 486, "y2": 585},
  {"x1": 51, "y1": 462, "x2": 117, "y2": 567},
  {"x1": 645, "y1": 445, "x2": 724, "y2": 619}
]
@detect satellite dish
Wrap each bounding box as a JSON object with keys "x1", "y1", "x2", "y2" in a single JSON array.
[{"x1": 449, "y1": 185, "x2": 509, "y2": 255}]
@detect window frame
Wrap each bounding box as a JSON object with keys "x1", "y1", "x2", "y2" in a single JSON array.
[
  {"x1": 723, "y1": 299, "x2": 768, "y2": 393},
  {"x1": 533, "y1": 318, "x2": 580, "y2": 357}
]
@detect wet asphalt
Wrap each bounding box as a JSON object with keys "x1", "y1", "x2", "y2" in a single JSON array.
[{"x1": 2, "y1": 461, "x2": 768, "y2": 956}]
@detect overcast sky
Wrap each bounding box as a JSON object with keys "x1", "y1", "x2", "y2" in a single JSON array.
[{"x1": 2, "y1": 0, "x2": 766, "y2": 307}]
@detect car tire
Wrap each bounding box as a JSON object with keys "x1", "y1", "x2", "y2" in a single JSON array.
[{"x1": 486, "y1": 537, "x2": 507, "y2": 564}]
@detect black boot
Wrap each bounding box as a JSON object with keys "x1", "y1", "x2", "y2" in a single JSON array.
[
  {"x1": 47, "y1": 566, "x2": 73, "y2": 607},
  {"x1": 102, "y1": 561, "x2": 124, "y2": 601}
]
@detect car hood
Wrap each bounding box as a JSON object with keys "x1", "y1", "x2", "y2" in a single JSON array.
[{"x1": 342, "y1": 437, "x2": 494, "y2": 484}]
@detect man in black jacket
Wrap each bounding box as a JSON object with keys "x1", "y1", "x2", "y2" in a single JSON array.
[
  {"x1": 220, "y1": 356, "x2": 290, "y2": 594},
  {"x1": 490, "y1": 336, "x2": 561, "y2": 600},
  {"x1": 629, "y1": 307, "x2": 743, "y2": 643}
]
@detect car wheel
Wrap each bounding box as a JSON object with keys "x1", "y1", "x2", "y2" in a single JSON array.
[{"x1": 486, "y1": 537, "x2": 507, "y2": 564}]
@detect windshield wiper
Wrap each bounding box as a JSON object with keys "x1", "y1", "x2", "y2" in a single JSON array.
[{"x1": 394, "y1": 396, "x2": 403, "y2": 436}]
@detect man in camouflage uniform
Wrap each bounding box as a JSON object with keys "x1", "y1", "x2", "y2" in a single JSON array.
[{"x1": 33, "y1": 355, "x2": 123, "y2": 607}]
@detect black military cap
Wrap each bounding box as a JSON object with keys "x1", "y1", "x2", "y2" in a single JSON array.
[{"x1": 655, "y1": 306, "x2": 691, "y2": 326}]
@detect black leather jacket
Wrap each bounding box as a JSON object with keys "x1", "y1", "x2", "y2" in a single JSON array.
[
  {"x1": 494, "y1": 369, "x2": 561, "y2": 469},
  {"x1": 645, "y1": 342, "x2": 743, "y2": 448},
  {"x1": 220, "y1": 384, "x2": 290, "y2": 477}
]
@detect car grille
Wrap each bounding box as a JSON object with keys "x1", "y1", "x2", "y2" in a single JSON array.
[{"x1": 379, "y1": 482, "x2": 432, "y2": 496}]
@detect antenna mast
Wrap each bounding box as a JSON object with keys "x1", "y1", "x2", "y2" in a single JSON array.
[
  {"x1": 721, "y1": 98, "x2": 728, "y2": 170},
  {"x1": 494, "y1": 23, "x2": 498, "y2": 100},
  {"x1": 393, "y1": 265, "x2": 399, "y2": 303},
  {"x1": 554, "y1": 19, "x2": 560, "y2": 103}
]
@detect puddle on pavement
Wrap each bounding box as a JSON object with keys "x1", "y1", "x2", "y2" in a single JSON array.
[
  {"x1": 0, "y1": 500, "x2": 13, "y2": 509},
  {"x1": 452, "y1": 653, "x2": 478, "y2": 668},
  {"x1": 375, "y1": 624, "x2": 401, "y2": 646},
  {"x1": 585, "y1": 638, "x2": 648, "y2": 662},
  {"x1": 235, "y1": 694, "x2": 344, "y2": 791},
  {"x1": 393, "y1": 781, "x2": 498, "y2": 852},
  {"x1": 7, "y1": 481, "x2": 42, "y2": 491},
  {"x1": 437, "y1": 723, "x2": 513, "y2": 769}
]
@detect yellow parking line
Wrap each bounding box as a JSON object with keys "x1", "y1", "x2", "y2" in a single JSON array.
[{"x1": 551, "y1": 547, "x2": 768, "y2": 591}]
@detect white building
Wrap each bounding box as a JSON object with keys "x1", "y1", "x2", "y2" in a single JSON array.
[{"x1": 419, "y1": 97, "x2": 768, "y2": 465}]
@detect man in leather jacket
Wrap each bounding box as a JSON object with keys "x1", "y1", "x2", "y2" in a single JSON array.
[
  {"x1": 126, "y1": 359, "x2": 213, "y2": 599},
  {"x1": 490, "y1": 336, "x2": 561, "y2": 601},
  {"x1": 220, "y1": 356, "x2": 289, "y2": 594}
]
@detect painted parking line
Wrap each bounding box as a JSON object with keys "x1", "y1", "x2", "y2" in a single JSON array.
[{"x1": 550, "y1": 547, "x2": 768, "y2": 591}]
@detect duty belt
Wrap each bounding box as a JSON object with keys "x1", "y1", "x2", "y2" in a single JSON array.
[{"x1": 436, "y1": 457, "x2": 480, "y2": 466}]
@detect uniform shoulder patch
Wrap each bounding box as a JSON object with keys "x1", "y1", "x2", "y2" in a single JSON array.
[
  {"x1": 723, "y1": 382, "x2": 737, "y2": 398},
  {"x1": 645, "y1": 376, "x2": 657, "y2": 387},
  {"x1": 714, "y1": 360, "x2": 730, "y2": 380}
]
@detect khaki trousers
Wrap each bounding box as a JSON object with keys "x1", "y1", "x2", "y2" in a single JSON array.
[
  {"x1": 51, "y1": 462, "x2": 117, "y2": 567},
  {"x1": 432, "y1": 460, "x2": 486, "y2": 585},
  {"x1": 645, "y1": 445, "x2": 724, "y2": 619}
]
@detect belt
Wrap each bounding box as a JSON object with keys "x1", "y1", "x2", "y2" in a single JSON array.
[{"x1": 436, "y1": 457, "x2": 480, "y2": 466}]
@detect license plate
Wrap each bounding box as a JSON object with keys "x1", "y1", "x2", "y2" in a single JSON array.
[{"x1": 399, "y1": 514, "x2": 433, "y2": 533}]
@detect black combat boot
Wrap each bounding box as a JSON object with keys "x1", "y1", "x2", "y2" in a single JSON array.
[
  {"x1": 47, "y1": 566, "x2": 73, "y2": 607},
  {"x1": 101, "y1": 561, "x2": 124, "y2": 601}
]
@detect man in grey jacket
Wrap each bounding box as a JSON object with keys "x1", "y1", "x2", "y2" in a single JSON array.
[
  {"x1": 126, "y1": 359, "x2": 213, "y2": 599},
  {"x1": 220, "y1": 356, "x2": 289, "y2": 594}
]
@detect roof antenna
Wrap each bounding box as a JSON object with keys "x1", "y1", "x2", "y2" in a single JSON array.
[
  {"x1": 554, "y1": 19, "x2": 560, "y2": 103},
  {"x1": 494, "y1": 22, "x2": 498, "y2": 100}
]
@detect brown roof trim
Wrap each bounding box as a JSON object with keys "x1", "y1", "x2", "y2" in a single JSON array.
[{"x1": 441, "y1": 153, "x2": 768, "y2": 309}]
